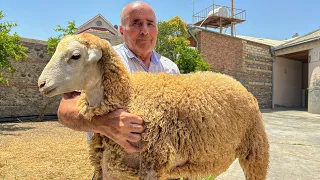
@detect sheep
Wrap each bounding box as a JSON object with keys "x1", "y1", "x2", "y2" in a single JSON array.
[{"x1": 38, "y1": 33, "x2": 269, "y2": 180}]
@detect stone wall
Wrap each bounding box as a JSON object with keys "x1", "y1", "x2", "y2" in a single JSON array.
[
  {"x1": 0, "y1": 38, "x2": 60, "y2": 118},
  {"x1": 197, "y1": 31, "x2": 273, "y2": 109},
  {"x1": 242, "y1": 41, "x2": 273, "y2": 108}
]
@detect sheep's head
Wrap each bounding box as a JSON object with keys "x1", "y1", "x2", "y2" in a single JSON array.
[{"x1": 38, "y1": 34, "x2": 103, "y2": 97}]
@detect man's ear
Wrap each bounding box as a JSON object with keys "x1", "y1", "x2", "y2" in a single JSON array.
[
  {"x1": 88, "y1": 48, "x2": 102, "y2": 63},
  {"x1": 119, "y1": 26, "x2": 124, "y2": 35}
]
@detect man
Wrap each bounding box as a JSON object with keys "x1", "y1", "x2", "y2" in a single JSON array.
[{"x1": 58, "y1": 1, "x2": 179, "y2": 153}]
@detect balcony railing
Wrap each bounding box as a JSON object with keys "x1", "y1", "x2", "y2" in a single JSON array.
[{"x1": 193, "y1": 4, "x2": 246, "y2": 25}]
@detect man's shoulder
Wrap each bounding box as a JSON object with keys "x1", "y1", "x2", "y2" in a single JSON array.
[
  {"x1": 153, "y1": 51, "x2": 171, "y2": 63},
  {"x1": 112, "y1": 44, "x2": 123, "y2": 51},
  {"x1": 153, "y1": 51, "x2": 180, "y2": 74}
]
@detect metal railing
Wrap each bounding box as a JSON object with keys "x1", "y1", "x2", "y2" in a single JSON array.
[{"x1": 193, "y1": 4, "x2": 246, "y2": 24}]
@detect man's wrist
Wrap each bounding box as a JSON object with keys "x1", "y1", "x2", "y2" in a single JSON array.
[{"x1": 90, "y1": 115, "x2": 105, "y2": 134}]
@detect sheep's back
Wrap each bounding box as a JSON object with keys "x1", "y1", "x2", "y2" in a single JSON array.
[{"x1": 128, "y1": 71, "x2": 261, "y2": 168}]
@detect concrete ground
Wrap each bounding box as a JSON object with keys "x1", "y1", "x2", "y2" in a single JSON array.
[{"x1": 216, "y1": 109, "x2": 320, "y2": 180}]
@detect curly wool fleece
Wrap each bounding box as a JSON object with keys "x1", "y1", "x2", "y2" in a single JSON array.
[{"x1": 73, "y1": 33, "x2": 269, "y2": 180}]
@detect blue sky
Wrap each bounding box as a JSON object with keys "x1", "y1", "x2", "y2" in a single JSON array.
[{"x1": 1, "y1": 0, "x2": 319, "y2": 41}]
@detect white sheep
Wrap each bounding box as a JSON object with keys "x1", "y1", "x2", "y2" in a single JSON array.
[{"x1": 38, "y1": 33, "x2": 269, "y2": 180}]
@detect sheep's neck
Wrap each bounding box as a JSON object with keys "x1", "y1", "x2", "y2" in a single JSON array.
[
  {"x1": 100, "y1": 51, "x2": 133, "y2": 112},
  {"x1": 85, "y1": 78, "x2": 104, "y2": 107}
]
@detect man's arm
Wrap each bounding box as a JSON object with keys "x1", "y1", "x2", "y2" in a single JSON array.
[{"x1": 58, "y1": 92, "x2": 144, "y2": 153}]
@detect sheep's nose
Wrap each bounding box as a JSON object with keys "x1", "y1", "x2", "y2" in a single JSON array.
[{"x1": 39, "y1": 81, "x2": 46, "y2": 89}]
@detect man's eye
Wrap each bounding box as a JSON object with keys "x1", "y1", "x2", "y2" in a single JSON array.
[
  {"x1": 133, "y1": 21, "x2": 141, "y2": 26},
  {"x1": 71, "y1": 54, "x2": 81, "y2": 60}
]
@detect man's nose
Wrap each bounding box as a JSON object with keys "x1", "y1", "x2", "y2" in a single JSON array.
[{"x1": 140, "y1": 23, "x2": 149, "y2": 35}]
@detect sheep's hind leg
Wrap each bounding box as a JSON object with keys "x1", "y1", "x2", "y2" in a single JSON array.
[
  {"x1": 160, "y1": 163, "x2": 211, "y2": 180},
  {"x1": 238, "y1": 120, "x2": 269, "y2": 180}
]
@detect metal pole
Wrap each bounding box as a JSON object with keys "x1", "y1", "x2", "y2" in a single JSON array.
[
  {"x1": 213, "y1": 0, "x2": 214, "y2": 12},
  {"x1": 231, "y1": 0, "x2": 235, "y2": 36},
  {"x1": 232, "y1": 0, "x2": 234, "y2": 17},
  {"x1": 192, "y1": 0, "x2": 195, "y2": 24},
  {"x1": 220, "y1": 18, "x2": 222, "y2": 33}
]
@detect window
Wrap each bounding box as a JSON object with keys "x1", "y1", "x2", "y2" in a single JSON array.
[{"x1": 96, "y1": 20, "x2": 102, "y2": 26}]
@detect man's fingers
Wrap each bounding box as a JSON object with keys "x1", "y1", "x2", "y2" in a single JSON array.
[
  {"x1": 128, "y1": 114, "x2": 143, "y2": 124},
  {"x1": 118, "y1": 140, "x2": 140, "y2": 153},
  {"x1": 129, "y1": 124, "x2": 145, "y2": 133},
  {"x1": 126, "y1": 132, "x2": 142, "y2": 142}
]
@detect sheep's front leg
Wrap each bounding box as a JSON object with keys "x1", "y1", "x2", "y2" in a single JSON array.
[
  {"x1": 145, "y1": 169, "x2": 159, "y2": 180},
  {"x1": 100, "y1": 145, "x2": 141, "y2": 180}
]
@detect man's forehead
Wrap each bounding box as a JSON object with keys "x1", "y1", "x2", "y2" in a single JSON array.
[
  {"x1": 124, "y1": 7, "x2": 155, "y2": 19},
  {"x1": 131, "y1": 17, "x2": 155, "y2": 22}
]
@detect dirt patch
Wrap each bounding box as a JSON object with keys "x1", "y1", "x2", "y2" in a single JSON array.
[{"x1": 0, "y1": 121, "x2": 93, "y2": 179}]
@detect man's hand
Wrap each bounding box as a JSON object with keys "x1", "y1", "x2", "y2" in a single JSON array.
[
  {"x1": 58, "y1": 92, "x2": 145, "y2": 153},
  {"x1": 92, "y1": 109, "x2": 144, "y2": 153}
]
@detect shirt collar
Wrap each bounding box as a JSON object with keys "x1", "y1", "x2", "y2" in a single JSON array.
[{"x1": 122, "y1": 43, "x2": 159, "y2": 65}]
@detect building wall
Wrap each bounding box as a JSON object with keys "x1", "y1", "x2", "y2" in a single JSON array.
[
  {"x1": 308, "y1": 66, "x2": 320, "y2": 114},
  {"x1": 309, "y1": 47, "x2": 320, "y2": 85},
  {"x1": 77, "y1": 16, "x2": 122, "y2": 45},
  {"x1": 0, "y1": 38, "x2": 60, "y2": 118},
  {"x1": 302, "y1": 63, "x2": 309, "y2": 107},
  {"x1": 79, "y1": 16, "x2": 119, "y2": 36},
  {"x1": 274, "y1": 57, "x2": 302, "y2": 107},
  {"x1": 242, "y1": 41, "x2": 273, "y2": 108},
  {"x1": 308, "y1": 47, "x2": 320, "y2": 113},
  {"x1": 197, "y1": 31, "x2": 273, "y2": 109},
  {"x1": 86, "y1": 31, "x2": 121, "y2": 45}
]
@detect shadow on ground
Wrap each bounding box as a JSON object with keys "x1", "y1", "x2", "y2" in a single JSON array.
[{"x1": 0, "y1": 124, "x2": 34, "y2": 136}]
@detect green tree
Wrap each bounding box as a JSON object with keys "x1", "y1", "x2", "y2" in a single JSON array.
[
  {"x1": 172, "y1": 37, "x2": 209, "y2": 73},
  {"x1": 0, "y1": 10, "x2": 28, "y2": 84},
  {"x1": 156, "y1": 16, "x2": 209, "y2": 73},
  {"x1": 47, "y1": 21, "x2": 77, "y2": 55}
]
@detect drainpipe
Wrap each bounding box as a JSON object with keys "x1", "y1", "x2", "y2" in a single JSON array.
[
  {"x1": 269, "y1": 46, "x2": 276, "y2": 109},
  {"x1": 187, "y1": 24, "x2": 199, "y2": 49}
]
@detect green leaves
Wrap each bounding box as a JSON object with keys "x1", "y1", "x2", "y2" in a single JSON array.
[
  {"x1": 171, "y1": 37, "x2": 209, "y2": 73},
  {"x1": 0, "y1": 10, "x2": 28, "y2": 84},
  {"x1": 47, "y1": 37, "x2": 60, "y2": 56},
  {"x1": 47, "y1": 21, "x2": 77, "y2": 55},
  {"x1": 156, "y1": 16, "x2": 210, "y2": 73}
]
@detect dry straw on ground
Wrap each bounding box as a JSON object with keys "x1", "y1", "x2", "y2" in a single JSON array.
[{"x1": 0, "y1": 121, "x2": 93, "y2": 179}]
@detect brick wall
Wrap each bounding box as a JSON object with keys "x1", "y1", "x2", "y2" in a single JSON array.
[
  {"x1": 197, "y1": 31, "x2": 273, "y2": 109},
  {"x1": 0, "y1": 38, "x2": 60, "y2": 118}
]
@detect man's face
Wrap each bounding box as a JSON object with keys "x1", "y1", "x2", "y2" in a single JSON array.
[{"x1": 120, "y1": 6, "x2": 158, "y2": 56}]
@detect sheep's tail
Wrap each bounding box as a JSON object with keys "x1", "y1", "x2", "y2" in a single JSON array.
[{"x1": 90, "y1": 133, "x2": 104, "y2": 180}]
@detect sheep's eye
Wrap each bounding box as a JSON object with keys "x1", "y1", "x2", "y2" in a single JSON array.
[{"x1": 71, "y1": 54, "x2": 81, "y2": 60}]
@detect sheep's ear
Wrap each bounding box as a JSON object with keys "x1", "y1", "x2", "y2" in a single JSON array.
[{"x1": 88, "y1": 48, "x2": 102, "y2": 63}]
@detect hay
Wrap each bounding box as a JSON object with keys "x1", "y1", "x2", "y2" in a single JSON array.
[{"x1": 0, "y1": 121, "x2": 93, "y2": 179}]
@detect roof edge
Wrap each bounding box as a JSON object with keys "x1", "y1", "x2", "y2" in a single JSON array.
[
  {"x1": 275, "y1": 28, "x2": 320, "y2": 50},
  {"x1": 77, "y1": 14, "x2": 119, "y2": 35},
  {"x1": 189, "y1": 26, "x2": 278, "y2": 47}
]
